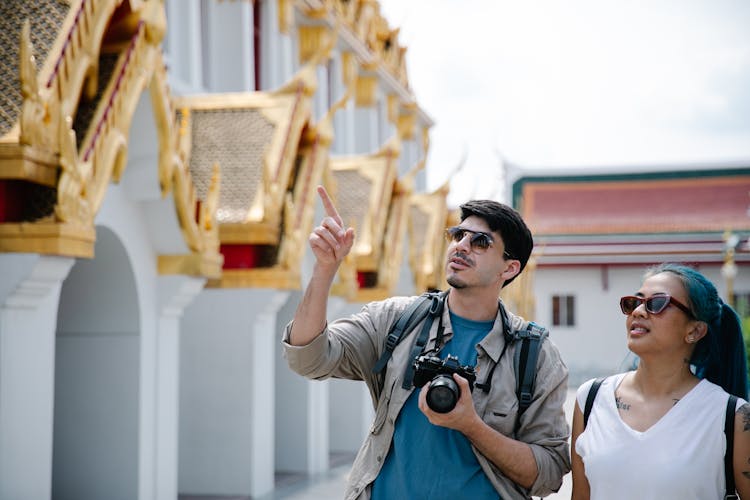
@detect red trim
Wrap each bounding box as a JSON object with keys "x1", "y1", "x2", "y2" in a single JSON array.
[
  {"x1": 0, "y1": 181, "x2": 28, "y2": 222},
  {"x1": 83, "y1": 21, "x2": 144, "y2": 162},
  {"x1": 220, "y1": 244, "x2": 262, "y2": 269},
  {"x1": 357, "y1": 271, "x2": 378, "y2": 289},
  {"x1": 47, "y1": 0, "x2": 87, "y2": 88},
  {"x1": 194, "y1": 200, "x2": 202, "y2": 224},
  {"x1": 357, "y1": 271, "x2": 367, "y2": 289}
]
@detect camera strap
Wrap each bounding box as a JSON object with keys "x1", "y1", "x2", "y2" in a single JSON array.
[
  {"x1": 401, "y1": 297, "x2": 445, "y2": 390},
  {"x1": 474, "y1": 301, "x2": 512, "y2": 394},
  {"x1": 372, "y1": 291, "x2": 446, "y2": 377}
]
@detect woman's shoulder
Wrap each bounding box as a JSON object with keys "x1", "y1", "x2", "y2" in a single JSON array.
[
  {"x1": 576, "y1": 372, "x2": 630, "y2": 407},
  {"x1": 695, "y1": 378, "x2": 749, "y2": 408}
]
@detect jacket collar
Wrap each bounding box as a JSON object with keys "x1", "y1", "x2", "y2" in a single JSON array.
[{"x1": 438, "y1": 294, "x2": 523, "y2": 363}]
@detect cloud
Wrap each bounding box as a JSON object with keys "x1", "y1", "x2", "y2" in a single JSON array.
[{"x1": 379, "y1": 0, "x2": 750, "y2": 203}]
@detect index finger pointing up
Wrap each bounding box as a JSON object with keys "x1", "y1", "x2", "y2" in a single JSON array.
[{"x1": 317, "y1": 185, "x2": 343, "y2": 224}]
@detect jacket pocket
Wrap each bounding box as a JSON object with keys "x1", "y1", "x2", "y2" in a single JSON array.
[{"x1": 482, "y1": 401, "x2": 518, "y2": 435}]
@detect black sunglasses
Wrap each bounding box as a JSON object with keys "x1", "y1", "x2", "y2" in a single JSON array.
[
  {"x1": 445, "y1": 226, "x2": 494, "y2": 253},
  {"x1": 619, "y1": 294, "x2": 694, "y2": 318},
  {"x1": 445, "y1": 226, "x2": 514, "y2": 258}
]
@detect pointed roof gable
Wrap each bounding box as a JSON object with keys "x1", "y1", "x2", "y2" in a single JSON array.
[
  {"x1": 328, "y1": 136, "x2": 411, "y2": 300},
  {"x1": 176, "y1": 62, "x2": 349, "y2": 289},
  {"x1": 0, "y1": 1, "x2": 222, "y2": 277}
]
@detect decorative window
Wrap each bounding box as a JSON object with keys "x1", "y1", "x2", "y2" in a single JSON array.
[{"x1": 552, "y1": 295, "x2": 575, "y2": 327}]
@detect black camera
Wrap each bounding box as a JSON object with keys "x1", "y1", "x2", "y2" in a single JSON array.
[{"x1": 412, "y1": 354, "x2": 477, "y2": 413}]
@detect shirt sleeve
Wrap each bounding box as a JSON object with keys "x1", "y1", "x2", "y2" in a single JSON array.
[
  {"x1": 281, "y1": 297, "x2": 412, "y2": 383},
  {"x1": 519, "y1": 339, "x2": 573, "y2": 497}
]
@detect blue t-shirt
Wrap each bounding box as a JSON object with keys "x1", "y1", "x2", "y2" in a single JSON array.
[{"x1": 371, "y1": 311, "x2": 500, "y2": 500}]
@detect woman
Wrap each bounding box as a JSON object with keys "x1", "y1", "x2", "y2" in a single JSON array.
[{"x1": 571, "y1": 263, "x2": 750, "y2": 500}]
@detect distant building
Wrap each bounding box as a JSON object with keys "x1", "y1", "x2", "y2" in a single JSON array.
[{"x1": 507, "y1": 163, "x2": 750, "y2": 384}]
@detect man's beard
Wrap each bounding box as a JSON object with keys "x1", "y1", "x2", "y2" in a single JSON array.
[
  {"x1": 446, "y1": 275, "x2": 466, "y2": 289},
  {"x1": 446, "y1": 252, "x2": 473, "y2": 290}
]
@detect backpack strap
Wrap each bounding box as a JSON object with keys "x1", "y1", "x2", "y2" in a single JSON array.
[
  {"x1": 583, "y1": 377, "x2": 605, "y2": 429},
  {"x1": 372, "y1": 292, "x2": 437, "y2": 374},
  {"x1": 401, "y1": 293, "x2": 445, "y2": 390},
  {"x1": 513, "y1": 322, "x2": 548, "y2": 416},
  {"x1": 725, "y1": 395, "x2": 739, "y2": 499}
]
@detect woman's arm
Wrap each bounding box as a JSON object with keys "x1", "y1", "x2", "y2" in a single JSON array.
[
  {"x1": 733, "y1": 403, "x2": 750, "y2": 499},
  {"x1": 570, "y1": 401, "x2": 590, "y2": 500}
]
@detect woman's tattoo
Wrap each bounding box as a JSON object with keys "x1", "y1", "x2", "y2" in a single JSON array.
[
  {"x1": 740, "y1": 403, "x2": 750, "y2": 432},
  {"x1": 615, "y1": 397, "x2": 631, "y2": 411}
]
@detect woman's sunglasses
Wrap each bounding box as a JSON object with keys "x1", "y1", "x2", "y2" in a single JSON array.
[{"x1": 619, "y1": 294, "x2": 694, "y2": 318}]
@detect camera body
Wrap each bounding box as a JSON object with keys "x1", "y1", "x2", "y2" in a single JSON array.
[{"x1": 412, "y1": 354, "x2": 476, "y2": 413}]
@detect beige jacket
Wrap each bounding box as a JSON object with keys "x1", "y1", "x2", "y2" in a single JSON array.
[{"x1": 282, "y1": 294, "x2": 570, "y2": 500}]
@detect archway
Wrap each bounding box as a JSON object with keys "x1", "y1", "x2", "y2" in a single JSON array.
[{"x1": 52, "y1": 226, "x2": 140, "y2": 500}]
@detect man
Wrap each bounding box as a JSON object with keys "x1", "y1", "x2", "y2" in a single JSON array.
[{"x1": 283, "y1": 186, "x2": 570, "y2": 499}]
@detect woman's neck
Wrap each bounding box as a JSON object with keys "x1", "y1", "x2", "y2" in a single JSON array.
[{"x1": 631, "y1": 359, "x2": 699, "y2": 398}]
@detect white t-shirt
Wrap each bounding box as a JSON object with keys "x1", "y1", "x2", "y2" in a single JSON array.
[{"x1": 576, "y1": 372, "x2": 745, "y2": 500}]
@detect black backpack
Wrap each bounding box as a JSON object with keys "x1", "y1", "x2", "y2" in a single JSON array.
[{"x1": 372, "y1": 291, "x2": 547, "y2": 418}]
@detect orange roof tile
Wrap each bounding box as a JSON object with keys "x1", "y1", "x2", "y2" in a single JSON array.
[{"x1": 518, "y1": 173, "x2": 750, "y2": 235}]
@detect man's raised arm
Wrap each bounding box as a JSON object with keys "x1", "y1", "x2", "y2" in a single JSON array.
[{"x1": 288, "y1": 186, "x2": 355, "y2": 346}]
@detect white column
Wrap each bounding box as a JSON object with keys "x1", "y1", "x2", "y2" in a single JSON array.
[
  {"x1": 179, "y1": 288, "x2": 289, "y2": 498},
  {"x1": 202, "y1": 1, "x2": 253, "y2": 91},
  {"x1": 327, "y1": 299, "x2": 373, "y2": 457},
  {"x1": 0, "y1": 255, "x2": 75, "y2": 500},
  {"x1": 329, "y1": 379, "x2": 373, "y2": 454},
  {"x1": 275, "y1": 289, "x2": 331, "y2": 476},
  {"x1": 338, "y1": 99, "x2": 357, "y2": 154},
  {"x1": 249, "y1": 291, "x2": 289, "y2": 496},
  {"x1": 262, "y1": 0, "x2": 294, "y2": 90},
  {"x1": 354, "y1": 106, "x2": 378, "y2": 153},
  {"x1": 155, "y1": 276, "x2": 206, "y2": 500},
  {"x1": 314, "y1": 65, "x2": 328, "y2": 121},
  {"x1": 164, "y1": 0, "x2": 204, "y2": 90}
]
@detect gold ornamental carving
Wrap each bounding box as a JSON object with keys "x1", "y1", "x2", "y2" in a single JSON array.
[{"x1": 1, "y1": 0, "x2": 222, "y2": 277}]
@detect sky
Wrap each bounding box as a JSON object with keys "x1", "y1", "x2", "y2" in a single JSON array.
[{"x1": 378, "y1": 0, "x2": 750, "y2": 204}]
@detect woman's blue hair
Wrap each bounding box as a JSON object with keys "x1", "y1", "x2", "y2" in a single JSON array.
[{"x1": 645, "y1": 263, "x2": 748, "y2": 399}]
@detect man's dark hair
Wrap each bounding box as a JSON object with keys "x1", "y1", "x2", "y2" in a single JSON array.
[{"x1": 459, "y1": 200, "x2": 534, "y2": 287}]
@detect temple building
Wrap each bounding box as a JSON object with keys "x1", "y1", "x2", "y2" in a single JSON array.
[{"x1": 0, "y1": 1, "x2": 452, "y2": 498}]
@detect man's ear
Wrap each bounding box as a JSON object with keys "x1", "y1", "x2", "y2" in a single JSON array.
[{"x1": 500, "y1": 260, "x2": 521, "y2": 282}]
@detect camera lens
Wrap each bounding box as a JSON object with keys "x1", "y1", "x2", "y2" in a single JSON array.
[{"x1": 426, "y1": 375, "x2": 459, "y2": 413}]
